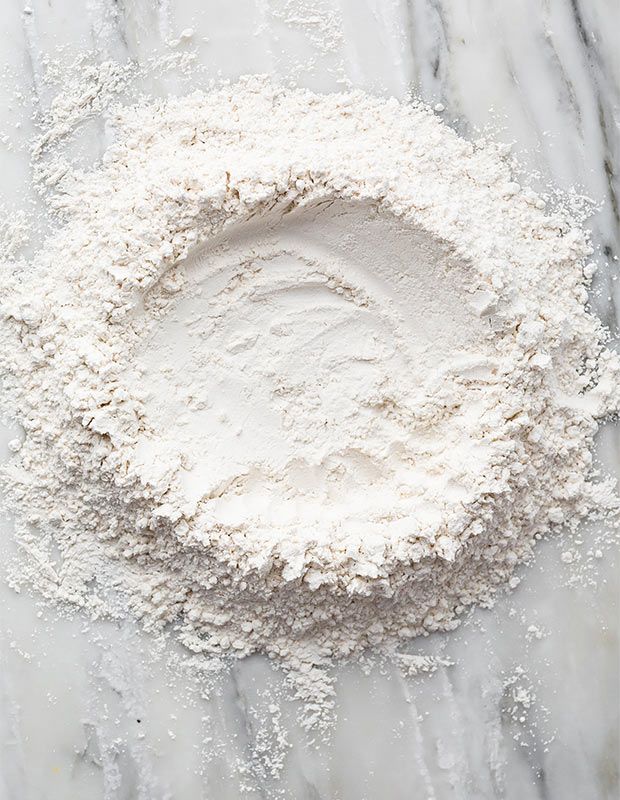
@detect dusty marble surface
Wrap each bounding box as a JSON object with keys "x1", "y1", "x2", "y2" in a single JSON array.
[{"x1": 0, "y1": 1, "x2": 618, "y2": 798}]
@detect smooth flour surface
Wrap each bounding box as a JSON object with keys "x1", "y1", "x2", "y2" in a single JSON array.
[
  {"x1": 129, "y1": 199, "x2": 492, "y2": 561},
  {"x1": 1, "y1": 77, "x2": 618, "y2": 718}
]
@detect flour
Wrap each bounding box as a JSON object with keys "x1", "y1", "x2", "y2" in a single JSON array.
[
  {"x1": 1, "y1": 76, "x2": 618, "y2": 723},
  {"x1": 0, "y1": 207, "x2": 30, "y2": 259}
]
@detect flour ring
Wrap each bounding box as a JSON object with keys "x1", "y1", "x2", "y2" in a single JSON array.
[{"x1": 1, "y1": 78, "x2": 616, "y2": 681}]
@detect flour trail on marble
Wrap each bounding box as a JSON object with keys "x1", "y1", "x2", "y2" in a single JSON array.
[{"x1": 1, "y1": 76, "x2": 618, "y2": 724}]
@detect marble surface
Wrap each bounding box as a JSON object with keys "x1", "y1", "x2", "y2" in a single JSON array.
[{"x1": 0, "y1": 1, "x2": 619, "y2": 798}]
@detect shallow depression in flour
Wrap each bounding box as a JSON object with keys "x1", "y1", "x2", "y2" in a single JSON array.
[{"x1": 128, "y1": 199, "x2": 493, "y2": 548}]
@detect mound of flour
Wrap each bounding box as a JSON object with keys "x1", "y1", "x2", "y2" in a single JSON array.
[{"x1": 1, "y1": 77, "x2": 618, "y2": 705}]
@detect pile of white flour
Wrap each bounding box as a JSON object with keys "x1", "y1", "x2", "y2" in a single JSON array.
[{"x1": 1, "y1": 77, "x2": 618, "y2": 704}]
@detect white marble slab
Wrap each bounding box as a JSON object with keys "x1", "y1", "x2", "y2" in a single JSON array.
[{"x1": 0, "y1": 1, "x2": 618, "y2": 798}]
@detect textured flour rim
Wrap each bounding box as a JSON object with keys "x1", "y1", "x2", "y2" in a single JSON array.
[{"x1": 1, "y1": 78, "x2": 618, "y2": 705}]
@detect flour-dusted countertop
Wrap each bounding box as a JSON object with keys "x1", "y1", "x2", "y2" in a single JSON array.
[{"x1": 0, "y1": 2, "x2": 618, "y2": 799}]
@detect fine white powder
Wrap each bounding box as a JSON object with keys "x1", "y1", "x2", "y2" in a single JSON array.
[{"x1": 1, "y1": 77, "x2": 618, "y2": 720}]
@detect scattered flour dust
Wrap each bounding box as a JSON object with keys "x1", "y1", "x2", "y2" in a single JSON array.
[{"x1": 1, "y1": 75, "x2": 619, "y2": 724}]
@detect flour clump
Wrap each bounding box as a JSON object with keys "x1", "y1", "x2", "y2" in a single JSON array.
[{"x1": 1, "y1": 78, "x2": 617, "y2": 695}]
